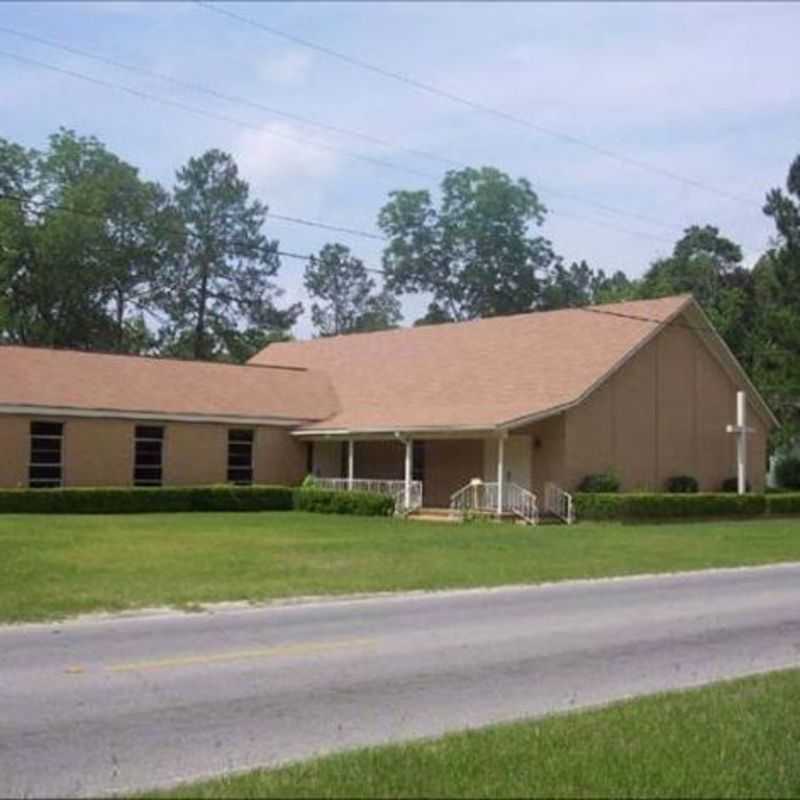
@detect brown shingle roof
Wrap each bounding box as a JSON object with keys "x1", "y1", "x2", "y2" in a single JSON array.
[
  {"x1": 0, "y1": 346, "x2": 337, "y2": 423},
  {"x1": 251, "y1": 295, "x2": 694, "y2": 433}
]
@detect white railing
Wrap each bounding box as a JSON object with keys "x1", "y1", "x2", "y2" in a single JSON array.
[
  {"x1": 544, "y1": 481, "x2": 575, "y2": 524},
  {"x1": 450, "y1": 480, "x2": 538, "y2": 525},
  {"x1": 313, "y1": 477, "x2": 423, "y2": 515}
]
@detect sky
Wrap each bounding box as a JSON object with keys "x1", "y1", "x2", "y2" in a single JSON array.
[{"x1": 2, "y1": 1, "x2": 798, "y2": 338}]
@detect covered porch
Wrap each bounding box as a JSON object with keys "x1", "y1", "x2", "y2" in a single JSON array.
[{"x1": 300, "y1": 424, "x2": 573, "y2": 524}]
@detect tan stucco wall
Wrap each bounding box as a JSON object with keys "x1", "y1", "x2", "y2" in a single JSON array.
[
  {"x1": 66, "y1": 419, "x2": 135, "y2": 487},
  {"x1": 254, "y1": 427, "x2": 308, "y2": 485},
  {"x1": 0, "y1": 415, "x2": 29, "y2": 488},
  {"x1": 562, "y1": 317, "x2": 769, "y2": 492},
  {"x1": 354, "y1": 440, "x2": 405, "y2": 481},
  {"x1": 162, "y1": 424, "x2": 227, "y2": 486},
  {"x1": 312, "y1": 441, "x2": 343, "y2": 478},
  {"x1": 0, "y1": 415, "x2": 306, "y2": 489},
  {"x1": 423, "y1": 439, "x2": 484, "y2": 507},
  {"x1": 513, "y1": 415, "x2": 567, "y2": 497}
]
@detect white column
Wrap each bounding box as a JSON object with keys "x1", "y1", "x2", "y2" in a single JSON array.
[
  {"x1": 347, "y1": 439, "x2": 355, "y2": 490},
  {"x1": 497, "y1": 435, "x2": 505, "y2": 516},
  {"x1": 404, "y1": 438, "x2": 413, "y2": 511},
  {"x1": 737, "y1": 391, "x2": 747, "y2": 495}
]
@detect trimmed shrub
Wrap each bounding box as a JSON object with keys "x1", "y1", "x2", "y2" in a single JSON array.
[
  {"x1": 578, "y1": 471, "x2": 621, "y2": 493},
  {"x1": 766, "y1": 492, "x2": 800, "y2": 516},
  {"x1": 721, "y1": 477, "x2": 751, "y2": 493},
  {"x1": 293, "y1": 488, "x2": 394, "y2": 517},
  {"x1": 775, "y1": 456, "x2": 800, "y2": 491},
  {"x1": 0, "y1": 485, "x2": 294, "y2": 515},
  {"x1": 665, "y1": 475, "x2": 699, "y2": 494},
  {"x1": 575, "y1": 492, "x2": 767, "y2": 522}
]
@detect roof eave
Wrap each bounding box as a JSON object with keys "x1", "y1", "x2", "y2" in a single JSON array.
[{"x1": 0, "y1": 403, "x2": 320, "y2": 427}]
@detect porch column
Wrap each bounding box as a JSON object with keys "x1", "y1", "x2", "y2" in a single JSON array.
[
  {"x1": 497, "y1": 434, "x2": 506, "y2": 516},
  {"x1": 404, "y1": 437, "x2": 413, "y2": 510},
  {"x1": 347, "y1": 439, "x2": 355, "y2": 490}
]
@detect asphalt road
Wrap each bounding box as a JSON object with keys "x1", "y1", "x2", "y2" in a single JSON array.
[{"x1": 3, "y1": 563, "x2": 800, "y2": 798}]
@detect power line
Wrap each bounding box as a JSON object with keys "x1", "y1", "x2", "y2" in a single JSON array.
[
  {"x1": 0, "y1": 48, "x2": 688, "y2": 251},
  {"x1": 0, "y1": 49, "x2": 438, "y2": 182},
  {"x1": 579, "y1": 304, "x2": 799, "y2": 360},
  {"x1": 0, "y1": 24, "x2": 689, "y2": 236},
  {"x1": 0, "y1": 24, "x2": 462, "y2": 171},
  {"x1": 2, "y1": 192, "x2": 796, "y2": 366},
  {"x1": 0, "y1": 191, "x2": 386, "y2": 250},
  {"x1": 197, "y1": 0, "x2": 754, "y2": 206}
]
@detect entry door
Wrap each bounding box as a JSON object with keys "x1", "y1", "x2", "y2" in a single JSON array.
[
  {"x1": 484, "y1": 436, "x2": 532, "y2": 490},
  {"x1": 505, "y1": 436, "x2": 532, "y2": 489}
]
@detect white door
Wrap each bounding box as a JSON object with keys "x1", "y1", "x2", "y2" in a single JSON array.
[{"x1": 483, "y1": 436, "x2": 531, "y2": 490}]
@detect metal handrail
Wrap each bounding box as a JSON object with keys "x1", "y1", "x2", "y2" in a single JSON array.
[
  {"x1": 449, "y1": 480, "x2": 538, "y2": 525},
  {"x1": 313, "y1": 477, "x2": 423, "y2": 515},
  {"x1": 544, "y1": 481, "x2": 575, "y2": 524}
]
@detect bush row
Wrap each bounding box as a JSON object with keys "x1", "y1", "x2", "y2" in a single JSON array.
[
  {"x1": 575, "y1": 492, "x2": 800, "y2": 521},
  {"x1": 0, "y1": 485, "x2": 395, "y2": 517}
]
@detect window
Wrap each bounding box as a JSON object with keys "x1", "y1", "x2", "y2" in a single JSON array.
[
  {"x1": 29, "y1": 421, "x2": 63, "y2": 488},
  {"x1": 413, "y1": 441, "x2": 425, "y2": 483},
  {"x1": 134, "y1": 425, "x2": 164, "y2": 487},
  {"x1": 228, "y1": 429, "x2": 254, "y2": 485}
]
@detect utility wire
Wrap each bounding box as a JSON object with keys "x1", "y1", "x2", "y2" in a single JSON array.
[
  {"x1": 0, "y1": 24, "x2": 691, "y2": 237},
  {"x1": 3, "y1": 192, "x2": 797, "y2": 372},
  {"x1": 579, "y1": 304, "x2": 799, "y2": 361},
  {"x1": 0, "y1": 191, "x2": 386, "y2": 245},
  {"x1": 0, "y1": 49, "x2": 688, "y2": 249},
  {"x1": 0, "y1": 24, "x2": 462, "y2": 171},
  {"x1": 0, "y1": 49, "x2": 438, "y2": 181},
  {"x1": 197, "y1": 0, "x2": 754, "y2": 206},
  {"x1": 0, "y1": 192, "x2": 388, "y2": 275},
  {"x1": 3, "y1": 193, "x2": 795, "y2": 357}
]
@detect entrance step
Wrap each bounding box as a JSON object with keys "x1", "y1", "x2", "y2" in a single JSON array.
[{"x1": 407, "y1": 507, "x2": 459, "y2": 523}]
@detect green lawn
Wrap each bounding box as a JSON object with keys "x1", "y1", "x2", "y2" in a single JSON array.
[
  {"x1": 152, "y1": 668, "x2": 800, "y2": 799},
  {"x1": 1, "y1": 512, "x2": 800, "y2": 623}
]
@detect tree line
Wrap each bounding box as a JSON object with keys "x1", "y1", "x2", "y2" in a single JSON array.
[{"x1": 1, "y1": 128, "x2": 798, "y2": 441}]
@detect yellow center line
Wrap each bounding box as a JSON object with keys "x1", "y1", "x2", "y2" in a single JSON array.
[{"x1": 103, "y1": 637, "x2": 376, "y2": 673}]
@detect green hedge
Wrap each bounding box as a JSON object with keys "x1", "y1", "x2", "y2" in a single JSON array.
[
  {"x1": 765, "y1": 493, "x2": 800, "y2": 516},
  {"x1": 0, "y1": 485, "x2": 291, "y2": 515},
  {"x1": 293, "y1": 488, "x2": 395, "y2": 517},
  {"x1": 575, "y1": 492, "x2": 769, "y2": 521}
]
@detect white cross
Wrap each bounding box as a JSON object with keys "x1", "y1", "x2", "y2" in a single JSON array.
[{"x1": 726, "y1": 391, "x2": 754, "y2": 495}]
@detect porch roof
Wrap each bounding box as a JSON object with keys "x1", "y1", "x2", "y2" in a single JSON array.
[{"x1": 251, "y1": 295, "x2": 731, "y2": 435}]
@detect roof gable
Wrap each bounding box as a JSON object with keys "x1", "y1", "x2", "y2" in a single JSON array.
[{"x1": 251, "y1": 295, "x2": 703, "y2": 433}]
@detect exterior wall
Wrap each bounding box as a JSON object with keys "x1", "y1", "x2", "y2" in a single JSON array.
[
  {"x1": 312, "y1": 441, "x2": 343, "y2": 478},
  {"x1": 423, "y1": 439, "x2": 484, "y2": 507},
  {"x1": 0, "y1": 415, "x2": 29, "y2": 488},
  {"x1": 66, "y1": 419, "x2": 135, "y2": 487},
  {"x1": 254, "y1": 427, "x2": 308, "y2": 485},
  {"x1": 563, "y1": 317, "x2": 769, "y2": 492},
  {"x1": 354, "y1": 440, "x2": 404, "y2": 480},
  {"x1": 0, "y1": 414, "x2": 305, "y2": 489},
  {"x1": 514, "y1": 415, "x2": 566, "y2": 497}
]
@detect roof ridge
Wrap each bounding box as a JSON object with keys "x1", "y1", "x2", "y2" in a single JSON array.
[
  {"x1": 264, "y1": 294, "x2": 693, "y2": 350},
  {"x1": 0, "y1": 343, "x2": 310, "y2": 373}
]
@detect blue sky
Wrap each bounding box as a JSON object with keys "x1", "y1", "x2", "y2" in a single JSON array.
[{"x1": 2, "y1": 1, "x2": 798, "y2": 337}]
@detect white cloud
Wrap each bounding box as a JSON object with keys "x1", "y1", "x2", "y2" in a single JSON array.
[
  {"x1": 233, "y1": 121, "x2": 341, "y2": 189},
  {"x1": 257, "y1": 50, "x2": 314, "y2": 86}
]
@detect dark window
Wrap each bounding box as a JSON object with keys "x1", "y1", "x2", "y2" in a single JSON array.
[
  {"x1": 413, "y1": 441, "x2": 425, "y2": 483},
  {"x1": 29, "y1": 422, "x2": 63, "y2": 488},
  {"x1": 227, "y1": 429, "x2": 254, "y2": 485},
  {"x1": 306, "y1": 442, "x2": 314, "y2": 475},
  {"x1": 134, "y1": 425, "x2": 164, "y2": 487}
]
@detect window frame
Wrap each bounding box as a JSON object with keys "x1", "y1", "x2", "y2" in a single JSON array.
[
  {"x1": 133, "y1": 425, "x2": 165, "y2": 488},
  {"x1": 29, "y1": 421, "x2": 64, "y2": 489},
  {"x1": 227, "y1": 428, "x2": 255, "y2": 486}
]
